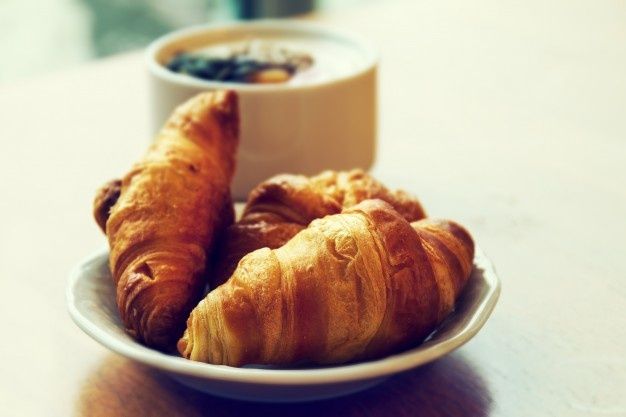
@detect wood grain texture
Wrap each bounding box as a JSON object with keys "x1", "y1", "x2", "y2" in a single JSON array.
[{"x1": 0, "y1": 0, "x2": 625, "y2": 416}]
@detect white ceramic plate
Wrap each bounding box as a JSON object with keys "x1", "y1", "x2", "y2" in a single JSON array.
[{"x1": 67, "y1": 246, "x2": 500, "y2": 403}]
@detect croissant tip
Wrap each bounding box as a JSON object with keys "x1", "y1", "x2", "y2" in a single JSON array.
[
  {"x1": 177, "y1": 335, "x2": 189, "y2": 357},
  {"x1": 210, "y1": 90, "x2": 239, "y2": 140},
  {"x1": 93, "y1": 179, "x2": 122, "y2": 232},
  {"x1": 163, "y1": 90, "x2": 240, "y2": 142}
]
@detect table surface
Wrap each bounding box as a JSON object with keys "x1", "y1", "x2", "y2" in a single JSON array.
[{"x1": 1, "y1": 1, "x2": 625, "y2": 416}]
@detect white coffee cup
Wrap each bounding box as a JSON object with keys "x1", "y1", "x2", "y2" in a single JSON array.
[{"x1": 146, "y1": 20, "x2": 378, "y2": 200}]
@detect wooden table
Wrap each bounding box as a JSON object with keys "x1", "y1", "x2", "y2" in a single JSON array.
[{"x1": 1, "y1": 1, "x2": 625, "y2": 416}]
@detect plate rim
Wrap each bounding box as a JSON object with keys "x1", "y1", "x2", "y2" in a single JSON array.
[{"x1": 67, "y1": 245, "x2": 500, "y2": 386}]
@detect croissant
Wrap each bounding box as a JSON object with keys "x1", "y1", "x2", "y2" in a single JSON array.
[
  {"x1": 93, "y1": 91, "x2": 239, "y2": 349},
  {"x1": 213, "y1": 169, "x2": 426, "y2": 287},
  {"x1": 178, "y1": 199, "x2": 474, "y2": 366}
]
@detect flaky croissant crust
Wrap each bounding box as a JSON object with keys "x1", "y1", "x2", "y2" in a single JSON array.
[
  {"x1": 94, "y1": 91, "x2": 239, "y2": 349},
  {"x1": 179, "y1": 199, "x2": 474, "y2": 366}
]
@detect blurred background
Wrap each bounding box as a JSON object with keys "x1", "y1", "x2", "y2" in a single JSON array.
[{"x1": 0, "y1": 0, "x2": 375, "y2": 82}]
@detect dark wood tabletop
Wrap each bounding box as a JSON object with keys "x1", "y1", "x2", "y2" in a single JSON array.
[{"x1": 1, "y1": 1, "x2": 625, "y2": 416}]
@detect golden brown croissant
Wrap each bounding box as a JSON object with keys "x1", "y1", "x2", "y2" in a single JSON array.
[
  {"x1": 179, "y1": 199, "x2": 474, "y2": 366},
  {"x1": 93, "y1": 91, "x2": 239, "y2": 350},
  {"x1": 213, "y1": 169, "x2": 426, "y2": 287}
]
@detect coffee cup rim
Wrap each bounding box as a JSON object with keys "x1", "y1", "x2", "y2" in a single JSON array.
[{"x1": 145, "y1": 19, "x2": 379, "y2": 93}]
